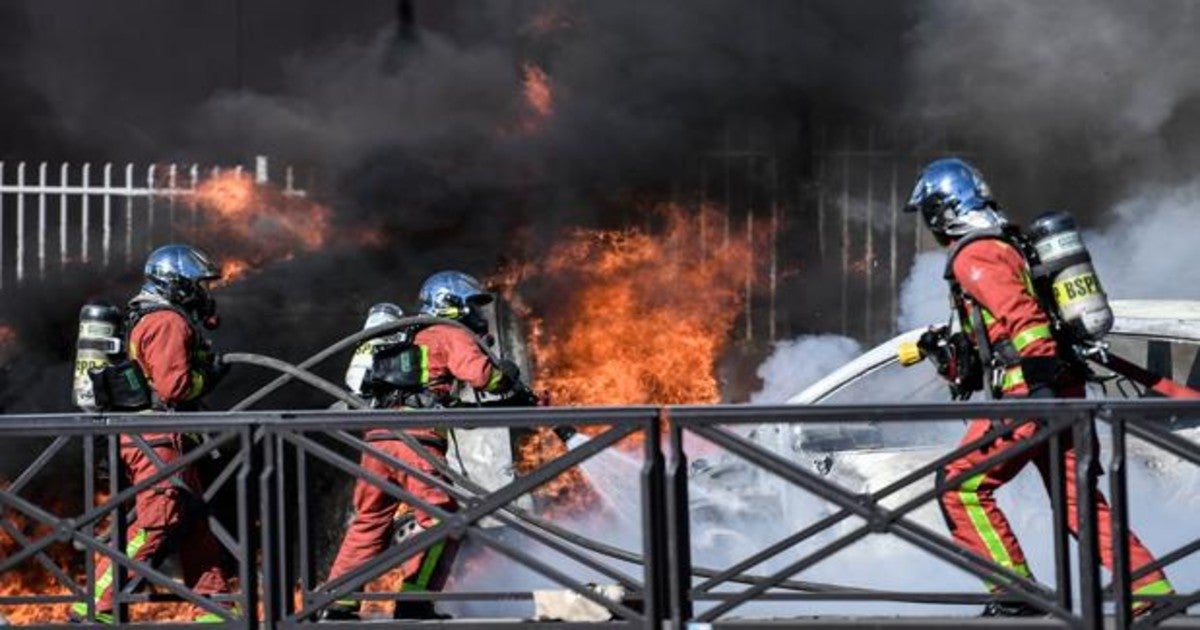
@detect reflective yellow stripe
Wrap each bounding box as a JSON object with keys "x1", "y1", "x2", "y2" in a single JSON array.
[
  {"x1": 93, "y1": 529, "x2": 149, "y2": 604},
  {"x1": 962, "y1": 305, "x2": 996, "y2": 334},
  {"x1": 194, "y1": 612, "x2": 225, "y2": 623},
  {"x1": 1134, "y1": 578, "x2": 1174, "y2": 596},
  {"x1": 1001, "y1": 367, "x2": 1026, "y2": 391},
  {"x1": 419, "y1": 346, "x2": 430, "y2": 385},
  {"x1": 186, "y1": 370, "x2": 206, "y2": 400},
  {"x1": 69, "y1": 603, "x2": 113, "y2": 624},
  {"x1": 1020, "y1": 270, "x2": 1036, "y2": 296},
  {"x1": 1012, "y1": 324, "x2": 1053, "y2": 352},
  {"x1": 402, "y1": 538, "x2": 447, "y2": 592},
  {"x1": 128, "y1": 340, "x2": 139, "y2": 361},
  {"x1": 485, "y1": 367, "x2": 507, "y2": 393},
  {"x1": 959, "y1": 473, "x2": 1028, "y2": 579}
]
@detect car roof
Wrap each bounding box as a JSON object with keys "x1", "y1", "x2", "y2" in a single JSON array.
[{"x1": 788, "y1": 299, "x2": 1200, "y2": 405}]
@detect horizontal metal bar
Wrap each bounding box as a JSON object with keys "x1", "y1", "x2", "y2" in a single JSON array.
[
  {"x1": 0, "y1": 406, "x2": 659, "y2": 434},
  {"x1": 0, "y1": 185, "x2": 306, "y2": 197},
  {"x1": 693, "y1": 591, "x2": 988, "y2": 603},
  {"x1": 5, "y1": 399, "x2": 1200, "y2": 435},
  {"x1": 699, "y1": 619, "x2": 1072, "y2": 630},
  {"x1": 0, "y1": 594, "x2": 80, "y2": 605},
  {"x1": 666, "y1": 399, "x2": 1200, "y2": 424}
]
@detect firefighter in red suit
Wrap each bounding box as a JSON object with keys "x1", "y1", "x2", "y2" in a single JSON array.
[
  {"x1": 320, "y1": 271, "x2": 520, "y2": 621},
  {"x1": 905, "y1": 159, "x2": 1173, "y2": 617},
  {"x1": 71, "y1": 244, "x2": 232, "y2": 624}
]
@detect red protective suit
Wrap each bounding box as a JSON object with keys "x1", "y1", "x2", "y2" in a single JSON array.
[
  {"x1": 938, "y1": 238, "x2": 1172, "y2": 601},
  {"x1": 324, "y1": 323, "x2": 508, "y2": 615},
  {"x1": 73, "y1": 309, "x2": 230, "y2": 622}
]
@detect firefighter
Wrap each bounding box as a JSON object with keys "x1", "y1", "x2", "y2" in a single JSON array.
[
  {"x1": 319, "y1": 271, "x2": 521, "y2": 621},
  {"x1": 71, "y1": 244, "x2": 232, "y2": 624},
  {"x1": 905, "y1": 158, "x2": 1174, "y2": 617}
]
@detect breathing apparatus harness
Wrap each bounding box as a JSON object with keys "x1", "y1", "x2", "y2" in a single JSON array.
[
  {"x1": 73, "y1": 295, "x2": 224, "y2": 413},
  {"x1": 360, "y1": 321, "x2": 535, "y2": 410},
  {"x1": 902, "y1": 211, "x2": 1114, "y2": 400}
]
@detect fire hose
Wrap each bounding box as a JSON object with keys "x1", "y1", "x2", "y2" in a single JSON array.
[
  {"x1": 230, "y1": 316, "x2": 474, "y2": 411},
  {"x1": 221, "y1": 348, "x2": 857, "y2": 597},
  {"x1": 898, "y1": 331, "x2": 1200, "y2": 400},
  {"x1": 1091, "y1": 352, "x2": 1200, "y2": 399}
]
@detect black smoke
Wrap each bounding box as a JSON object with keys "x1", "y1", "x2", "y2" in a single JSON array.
[
  {"x1": 3, "y1": 1, "x2": 1200, "y2": 413},
  {"x1": 905, "y1": 0, "x2": 1200, "y2": 220}
]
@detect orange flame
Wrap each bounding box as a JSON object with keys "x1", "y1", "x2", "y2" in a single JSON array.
[
  {"x1": 514, "y1": 62, "x2": 555, "y2": 134},
  {"x1": 523, "y1": 63, "x2": 554, "y2": 120},
  {"x1": 181, "y1": 171, "x2": 332, "y2": 286},
  {"x1": 217, "y1": 258, "x2": 253, "y2": 287},
  {"x1": 507, "y1": 203, "x2": 759, "y2": 406},
  {"x1": 1, "y1": 483, "x2": 79, "y2": 624},
  {"x1": 497, "y1": 203, "x2": 767, "y2": 514}
]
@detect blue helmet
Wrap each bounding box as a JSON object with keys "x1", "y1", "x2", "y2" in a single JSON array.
[
  {"x1": 142, "y1": 243, "x2": 221, "y2": 309},
  {"x1": 904, "y1": 158, "x2": 1007, "y2": 242},
  {"x1": 418, "y1": 271, "x2": 493, "y2": 334}
]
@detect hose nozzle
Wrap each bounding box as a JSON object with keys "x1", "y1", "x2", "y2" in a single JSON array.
[{"x1": 897, "y1": 340, "x2": 925, "y2": 367}]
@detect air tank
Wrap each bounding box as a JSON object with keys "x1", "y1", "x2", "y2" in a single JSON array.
[
  {"x1": 1027, "y1": 211, "x2": 1113, "y2": 341},
  {"x1": 72, "y1": 301, "x2": 124, "y2": 411}
]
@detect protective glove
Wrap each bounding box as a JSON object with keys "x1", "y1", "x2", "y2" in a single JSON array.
[
  {"x1": 916, "y1": 326, "x2": 982, "y2": 398},
  {"x1": 497, "y1": 359, "x2": 521, "y2": 383},
  {"x1": 916, "y1": 325, "x2": 949, "y2": 360}
]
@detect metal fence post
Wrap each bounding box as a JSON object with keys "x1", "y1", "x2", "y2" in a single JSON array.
[
  {"x1": 666, "y1": 412, "x2": 694, "y2": 627},
  {"x1": 167, "y1": 164, "x2": 177, "y2": 238},
  {"x1": 253, "y1": 424, "x2": 275, "y2": 629},
  {"x1": 82, "y1": 434, "x2": 97, "y2": 621},
  {"x1": 37, "y1": 161, "x2": 46, "y2": 279},
  {"x1": 1107, "y1": 409, "x2": 1133, "y2": 629},
  {"x1": 189, "y1": 164, "x2": 200, "y2": 229},
  {"x1": 1048, "y1": 427, "x2": 1073, "y2": 614},
  {"x1": 255, "y1": 155, "x2": 268, "y2": 184},
  {"x1": 16, "y1": 161, "x2": 25, "y2": 282},
  {"x1": 124, "y1": 163, "x2": 133, "y2": 266},
  {"x1": 1074, "y1": 411, "x2": 1103, "y2": 628},
  {"x1": 146, "y1": 165, "x2": 156, "y2": 251},
  {"x1": 59, "y1": 162, "x2": 68, "y2": 270},
  {"x1": 108, "y1": 434, "x2": 130, "y2": 624},
  {"x1": 642, "y1": 408, "x2": 668, "y2": 629},
  {"x1": 102, "y1": 163, "x2": 112, "y2": 267},
  {"x1": 81, "y1": 163, "x2": 90, "y2": 263}
]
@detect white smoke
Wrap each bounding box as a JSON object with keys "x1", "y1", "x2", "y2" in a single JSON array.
[
  {"x1": 1087, "y1": 182, "x2": 1200, "y2": 299},
  {"x1": 896, "y1": 250, "x2": 949, "y2": 332},
  {"x1": 749, "y1": 336, "x2": 862, "y2": 404}
]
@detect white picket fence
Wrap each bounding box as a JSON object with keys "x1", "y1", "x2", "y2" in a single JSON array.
[{"x1": 0, "y1": 156, "x2": 304, "y2": 290}]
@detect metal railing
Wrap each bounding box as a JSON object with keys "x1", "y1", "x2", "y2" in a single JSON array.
[
  {"x1": 1, "y1": 400, "x2": 1198, "y2": 628},
  {"x1": 0, "y1": 156, "x2": 305, "y2": 289}
]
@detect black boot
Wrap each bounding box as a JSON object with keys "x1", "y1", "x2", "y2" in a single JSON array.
[
  {"x1": 393, "y1": 600, "x2": 451, "y2": 620},
  {"x1": 980, "y1": 600, "x2": 1043, "y2": 617},
  {"x1": 318, "y1": 601, "x2": 361, "y2": 621}
]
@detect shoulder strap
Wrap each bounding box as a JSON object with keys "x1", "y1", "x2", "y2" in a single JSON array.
[{"x1": 942, "y1": 226, "x2": 1010, "y2": 280}]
